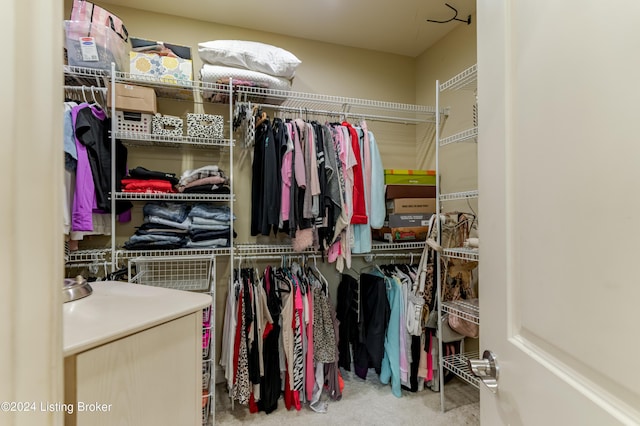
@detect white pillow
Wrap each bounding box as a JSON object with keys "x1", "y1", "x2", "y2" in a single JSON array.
[{"x1": 198, "y1": 40, "x2": 301, "y2": 79}]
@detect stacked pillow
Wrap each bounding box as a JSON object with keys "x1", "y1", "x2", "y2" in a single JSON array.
[{"x1": 198, "y1": 40, "x2": 301, "y2": 99}]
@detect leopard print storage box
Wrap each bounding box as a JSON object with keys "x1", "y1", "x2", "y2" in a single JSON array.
[
  {"x1": 186, "y1": 113, "x2": 224, "y2": 139},
  {"x1": 152, "y1": 114, "x2": 184, "y2": 137}
]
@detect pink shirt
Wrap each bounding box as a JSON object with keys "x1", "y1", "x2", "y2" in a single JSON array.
[
  {"x1": 280, "y1": 123, "x2": 294, "y2": 224},
  {"x1": 305, "y1": 292, "x2": 314, "y2": 401}
]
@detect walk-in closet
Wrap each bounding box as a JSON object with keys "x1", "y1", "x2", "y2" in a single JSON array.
[
  {"x1": 58, "y1": 1, "x2": 480, "y2": 424},
  {"x1": 8, "y1": 0, "x2": 636, "y2": 425}
]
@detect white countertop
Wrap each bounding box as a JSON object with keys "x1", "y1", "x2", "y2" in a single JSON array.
[{"x1": 63, "y1": 281, "x2": 212, "y2": 356}]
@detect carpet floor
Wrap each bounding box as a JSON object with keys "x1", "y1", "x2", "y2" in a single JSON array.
[{"x1": 214, "y1": 369, "x2": 479, "y2": 425}]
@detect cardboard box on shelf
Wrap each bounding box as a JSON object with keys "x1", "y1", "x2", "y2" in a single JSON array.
[
  {"x1": 384, "y1": 169, "x2": 436, "y2": 185},
  {"x1": 387, "y1": 213, "x2": 433, "y2": 228},
  {"x1": 129, "y1": 37, "x2": 193, "y2": 85},
  {"x1": 372, "y1": 226, "x2": 429, "y2": 243},
  {"x1": 386, "y1": 198, "x2": 436, "y2": 214},
  {"x1": 107, "y1": 83, "x2": 157, "y2": 114},
  {"x1": 385, "y1": 184, "x2": 436, "y2": 200}
]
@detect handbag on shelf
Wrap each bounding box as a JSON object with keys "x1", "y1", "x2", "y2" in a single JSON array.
[
  {"x1": 443, "y1": 261, "x2": 478, "y2": 339},
  {"x1": 448, "y1": 309, "x2": 479, "y2": 338}
]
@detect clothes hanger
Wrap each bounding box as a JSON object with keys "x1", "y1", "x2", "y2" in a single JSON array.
[
  {"x1": 311, "y1": 255, "x2": 329, "y2": 294},
  {"x1": 426, "y1": 3, "x2": 472, "y2": 25},
  {"x1": 255, "y1": 111, "x2": 268, "y2": 127},
  {"x1": 359, "y1": 259, "x2": 383, "y2": 276},
  {"x1": 81, "y1": 85, "x2": 88, "y2": 104},
  {"x1": 90, "y1": 86, "x2": 103, "y2": 110}
]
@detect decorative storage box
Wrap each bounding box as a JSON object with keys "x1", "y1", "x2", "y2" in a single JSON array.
[
  {"x1": 129, "y1": 38, "x2": 193, "y2": 84},
  {"x1": 152, "y1": 114, "x2": 183, "y2": 137},
  {"x1": 384, "y1": 169, "x2": 437, "y2": 185},
  {"x1": 187, "y1": 113, "x2": 224, "y2": 139},
  {"x1": 116, "y1": 111, "x2": 152, "y2": 134},
  {"x1": 130, "y1": 51, "x2": 193, "y2": 83}
]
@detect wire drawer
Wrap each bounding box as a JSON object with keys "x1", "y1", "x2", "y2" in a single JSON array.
[{"x1": 128, "y1": 255, "x2": 216, "y2": 292}]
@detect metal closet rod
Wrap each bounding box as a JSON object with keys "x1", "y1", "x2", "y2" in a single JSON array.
[
  {"x1": 256, "y1": 103, "x2": 428, "y2": 125},
  {"x1": 63, "y1": 85, "x2": 108, "y2": 93},
  {"x1": 235, "y1": 252, "x2": 417, "y2": 261}
]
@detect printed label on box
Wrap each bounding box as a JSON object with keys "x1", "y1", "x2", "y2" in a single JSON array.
[{"x1": 79, "y1": 37, "x2": 99, "y2": 62}]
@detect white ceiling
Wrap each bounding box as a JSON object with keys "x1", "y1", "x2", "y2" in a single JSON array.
[{"x1": 103, "y1": 0, "x2": 476, "y2": 57}]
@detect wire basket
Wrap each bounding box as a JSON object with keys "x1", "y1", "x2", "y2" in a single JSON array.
[
  {"x1": 202, "y1": 359, "x2": 212, "y2": 391},
  {"x1": 128, "y1": 255, "x2": 215, "y2": 292},
  {"x1": 203, "y1": 305, "x2": 212, "y2": 327},
  {"x1": 202, "y1": 326, "x2": 212, "y2": 359},
  {"x1": 202, "y1": 392, "x2": 212, "y2": 424}
]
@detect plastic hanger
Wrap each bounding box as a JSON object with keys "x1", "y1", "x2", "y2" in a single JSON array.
[
  {"x1": 360, "y1": 261, "x2": 383, "y2": 276},
  {"x1": 311, "y1": 255, "x2": 329, "y2": 295},
  {"x1": 255, "y1": 111, "x2": 268, "y2": 127},
  {"x1": 90, "y1": 86, "x2": 103, "y2": 110}
]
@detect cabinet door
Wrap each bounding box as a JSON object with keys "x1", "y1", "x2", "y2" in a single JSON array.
[{"x1": 68, "y1": 313, "x2": 202, "y2": 426}]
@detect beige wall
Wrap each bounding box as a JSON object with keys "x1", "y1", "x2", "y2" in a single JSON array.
[
  {"x1": 63, "y1": 0, "x2": 425, "y2": 249},
  {"x1": 416, "y1": 16, "x2": 477, "y2": 207}
]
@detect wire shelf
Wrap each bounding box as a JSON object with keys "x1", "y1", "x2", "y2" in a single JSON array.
[
  {"x1": 440, "y1": 127, "x2": 478, "y2": 146},
  {"x1": 129, "y1": 255, "x2": 215, "y2": 292},
  {"x1": 116, "y1": 248, "x2": 230, "y2": 262},
  {"x1": 63, "y1": 65, "x2": 109, "y2": 87},
  {"x1": 113, "y1": 192, "x2": 233, "y2": 202},
  {"x1": 442, "y1": 351, "x2": 481, "y2": 389},
  {"x1": 442, "y1": 247, "x2": 479, "y2": 261},
  {"x1": 235, "y1": 86, "x2": 443, "y2": 124},
  {"x1": 439, "y1": 64, "x2": 478, "y2": 92},
  {"x1": 66, "y1": 66, "x2": 440, "y2": 124},
  {"x1": 114, "y1": 71, "x2": 230, "y2": 102},
  {"x1": 235, "y1": 244, "x2": 318, "y2": 257},
  {"x1": 371, "y1": 241, "x2": 426, "y2": 251},
  {"x1": 234, "y1": 241, "x2": 426, "y2": 258},
  {"x1": 116, "y1": 131, "x2": 233, "y2": 149},
  {"x1": 442, "y1": 299, "x2": 479, "y2": 324},
  {"x1": 439, "y1": 190, "x2": 479, "y2": 202},
  {"x1": 65, "y1": 248, "x2": 109, "y2": 263}
]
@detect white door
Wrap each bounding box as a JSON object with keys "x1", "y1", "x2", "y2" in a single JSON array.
[{"x1": 477, "y1": 0, "x2": 640, "y2": 424}]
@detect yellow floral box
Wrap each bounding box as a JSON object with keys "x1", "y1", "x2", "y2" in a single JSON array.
[
  {"x1": 129, "y1": 37, "x2": 193, "y2": 87},
  {"x1": 130, "y1": 51, "x2": 193, "y2": 84},
  {"x1": 384, "y1": 169, "x2": 436, "y2": 185}
]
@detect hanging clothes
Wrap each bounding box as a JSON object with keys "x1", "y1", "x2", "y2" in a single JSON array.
[
  {"x1": 246, "y1": 115, "x2": 386, "y2": 268},
  {"x1": 221, "y1": 262, "x2": 340, "y2": 413},
  {"x1": 251, "y1": 118, "x2": 280, "y2": 236},
  {"x1": 354, "y1": 271, "x2": 389, "y2": 378},
  {"x1": 257, "y1": 266, "x2": 282, "y2": 414},
  {"x1": 341, "y1": 121, "x2": 367, "y2": 225},
  {"x1": 74, "y1": 104, "x2": 130, "y2": 213}
]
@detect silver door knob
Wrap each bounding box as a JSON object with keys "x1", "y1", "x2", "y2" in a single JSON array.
[{"x1": 467, "y1": 350, "x2": 499, "y2": 393}]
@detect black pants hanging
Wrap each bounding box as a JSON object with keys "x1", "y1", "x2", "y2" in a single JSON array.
[
  {"x1": 354, "y1": 272, "x2": 389, "y2": 378},
  {"x1": 336, "y1": 274, "x2": 359, "y2": 371}
]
